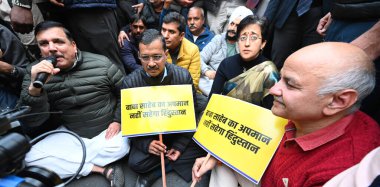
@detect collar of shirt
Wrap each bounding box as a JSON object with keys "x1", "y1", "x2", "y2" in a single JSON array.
[
  {"x1": 284, "y1": 113, "x2": 355, "y2": 151},
  {"x1": 145, "y1": 66, "x2": 168, "y2": 82}
]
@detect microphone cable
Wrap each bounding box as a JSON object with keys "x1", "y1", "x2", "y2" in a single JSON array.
[{"x1": 30, "y1": 130, "x2": 87, "y2": 187}]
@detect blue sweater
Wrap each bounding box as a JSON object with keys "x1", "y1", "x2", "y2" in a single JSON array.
[{"x1": 185, "y1": 26, "x2": 214, "y2": 51}]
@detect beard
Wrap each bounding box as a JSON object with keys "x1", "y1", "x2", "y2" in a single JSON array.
[
  {"x1": 226, "y1": 30, "x2": 237, "y2": 41},
  {"x1": 135, "y1": 34, "x2": 142, "y2": 43}
]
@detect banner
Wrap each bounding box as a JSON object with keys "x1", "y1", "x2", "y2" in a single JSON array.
[
  {"x1": 121, "y1": 85, "x2": 196, "y2": 137},
  {"x1": 193, "y1": 94, "x2": 287, "y2": 184}
]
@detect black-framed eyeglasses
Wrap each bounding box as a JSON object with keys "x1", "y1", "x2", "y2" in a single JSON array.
[
  {"x1": 238, "y1": 35, "x2": 262, "y2": 42},
  {"x1": 139, "y1": 54, "x2": 163, "y2": 62}
]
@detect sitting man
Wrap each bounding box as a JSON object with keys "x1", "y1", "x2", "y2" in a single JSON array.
[
  {"x1": 119, "y1": 14, "x2": 147, "y2": 73},
  {"x1": 185, "y1": 6, "x2": 214, "y2": 51},
  {"x1": 161, "y1": 11, "x2": 200, "y2": 91},
  {"x1": 192, "y1": 42, "x2": 380, "y2": 186},
  {"x1": 19, "y1": 21, "x2": 129, "y2": 187},
  {"x1": 161, "y1": 11, "x2": 207, "y2": 117},
  {"x1": 123, "y1": 29, "x2": 206, "y2": 187}
]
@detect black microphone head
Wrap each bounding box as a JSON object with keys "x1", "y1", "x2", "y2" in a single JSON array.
[
  {"x1": 32, "y1": 80, "x2": 44, "y2": 88},
  {"x1": 32, "y1": 56, "x2": 58, "y2": 88},
  {"x1": 45, "y1": 56, "x2": 57, "y2": 66}
]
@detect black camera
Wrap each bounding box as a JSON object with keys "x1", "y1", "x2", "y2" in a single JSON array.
[{"x1": 0, "y1": 106, "x2": 63, "y2": 187}]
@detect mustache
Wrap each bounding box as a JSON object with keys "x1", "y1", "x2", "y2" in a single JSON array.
[
  {"x1": 273, "y1": 96, "x2": 284, "y2": 104},
  {"x1": 50, "y1": 54, "x2": 64, "y2": 59},
  {"x1": 147, "y1": 65, "x2": 159, "y2": 70},
  {"x1": 227, "y1": 30, "x2": 236, "y2": 34},
  {"x1": 189, "y1": 25, "x2": 196, "y2": 29}
]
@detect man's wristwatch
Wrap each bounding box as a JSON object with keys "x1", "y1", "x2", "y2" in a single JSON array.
[
  {"x1": 10, "y1": 66, "x2": 19, "y2": 77},
  {"x1": 11, "y1": 0, "x2": 32, "y2": 9}
]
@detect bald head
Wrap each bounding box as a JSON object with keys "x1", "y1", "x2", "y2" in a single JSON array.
[
  {"x1": 285, "y1": 42, "x2": 375, "y2": 111},
  {"x1": 287, "y1": 42, "x2": 372, "y2": 73}
]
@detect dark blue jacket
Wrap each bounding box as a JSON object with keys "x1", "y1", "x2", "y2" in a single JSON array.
[
  {"x1": 185, "y1": 26, "x2": 214, "y2": 51},
  {"x1": 64, "y1": 0, "x2": 117, "y2": 9},
  {"x1": 264, "y1": 0, "x2": 298, "y2": 29},
  {"x1": 141, "y1": 1, "x2": 161, "y2": 30},
  {"x1": 120, "y1": 34, "x2": 141, "y2": 74}
]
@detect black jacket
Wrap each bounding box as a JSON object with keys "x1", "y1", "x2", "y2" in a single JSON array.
[
  {"x1": 0, "y1": 24, "x2": 29, "y2": 95},
  {"x1": 20, "y1": 50, "x2": 123, "y2": 138},
  {"x1": 331, "y1": 0, "x2": 380, "y2": 20},
  {"x1": 123, "y1": 63, "x2": 205, "y2": 181}
]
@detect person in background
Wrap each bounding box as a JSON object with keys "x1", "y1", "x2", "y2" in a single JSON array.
[
  {"x1": 316, "y1": 0, "x2": 380, "y2": 124},
  {"x1": 160, "y1": 0, "x2": 203, "y2": 23},
  {"x1": 198, "y1": 6, "x2": 252, "y2": 96},
  {"x1": 203, "y1": 0, "x2": 246, "y2": 35},
  {"x1": 140, "y1": 0, "x2": 164, "y2": 30},
  {"x1": 1, "y1": 0, "x2": 33, "y2": 34},
  {"x1": 161, "y1": 11, "x2": 207, "y2": 118},
  {"x1": 119, "y1": 14, "x2": 147, "y2": 73},
  {"x1": 0, "y1": 24, "x2": 30, "y2": 109},
  {"x1": 185, "y1": 6, "x2": 214, "y2": 51},
  {"x1": 47, "y1": 0, "x2": 126, "y2": 74},
  {"x1": 264, "y1": 0, "x2": 323, "y2": 70}
]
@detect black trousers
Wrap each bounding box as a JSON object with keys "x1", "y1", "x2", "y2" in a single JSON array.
[
  {"x1": 271, "y1": 6, "x2": 323, "y2": 70},
  {"x1": 128, "y1": 140, "x2": 206, "y2": 182}
]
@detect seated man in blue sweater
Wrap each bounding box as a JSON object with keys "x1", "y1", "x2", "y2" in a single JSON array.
[
  {"x1": 119, "y1": 14, "x2": 147, "y2": 74},
  {"x1": 185, "y1": 6, "x2": 214, "y2": 51}
]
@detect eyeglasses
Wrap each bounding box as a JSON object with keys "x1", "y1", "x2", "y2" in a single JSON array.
[
  {"x1": 139, "y1": 54, "x2": 163, "y2": 62},
  {"x1": 238, "y1": 35, "x2": 262, "y2": 42}
]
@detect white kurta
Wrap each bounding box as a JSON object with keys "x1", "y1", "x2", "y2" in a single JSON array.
[{"x1": 25, "y1": 126, "x2": 130, "y2": 179}]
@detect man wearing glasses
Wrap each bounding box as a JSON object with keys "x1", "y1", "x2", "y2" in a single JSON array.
[
  {"x1": 122, "y1": 29, "x2": 207, "y2": 187},
  {"x1": 199, "y1": 6, "x2": 253, "y2": 96}
]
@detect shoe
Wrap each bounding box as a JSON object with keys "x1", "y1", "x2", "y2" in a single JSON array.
[
  {"x1": 103, "y1": 163, "x2": 125, "y2": 187},
  {"x1": 134, "y1": 173, "x2": 158, "y2": 187}
]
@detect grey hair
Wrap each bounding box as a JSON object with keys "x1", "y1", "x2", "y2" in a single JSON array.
[
  {"x1": 189, "y1": 6, "x2": 205, "y2": 19},
  {"x1": 317, "y1": 64, "x2": 376, "y2": 113}
]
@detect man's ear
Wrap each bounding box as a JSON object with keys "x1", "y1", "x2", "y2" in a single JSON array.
[
  {"x1": 322, "y1": 89, "x2": 358, "y2": 116},
  {"x1": 179, "y1": 32, "x2": 185, "y2": 41},
  {"x1": 72, "y1": 41, "x2": 77, "y2": 53}
]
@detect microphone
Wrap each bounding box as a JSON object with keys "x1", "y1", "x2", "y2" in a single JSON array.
[{"x1": 32, "y1": 56, "x2": 57, "y2": 88}]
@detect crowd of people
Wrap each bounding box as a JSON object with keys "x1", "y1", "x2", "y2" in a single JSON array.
[{"x1": 1, "y1": 0, "x2": 380, "y2": 187}]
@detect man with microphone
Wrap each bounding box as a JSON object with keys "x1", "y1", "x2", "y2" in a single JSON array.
[{"x1": 18, "y1": 21, "x2": 129, "y2": 187}]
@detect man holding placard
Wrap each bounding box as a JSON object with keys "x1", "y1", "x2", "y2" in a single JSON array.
[
  {"x1": 193, "y1": 42, "x2": 380, "y2": 186},
  {"x1": 260, "y1": 42, "x2": 380, "y2": 186},
  {"x1": 122, "y1": 29, "x2": 206, "y2": 187}
]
